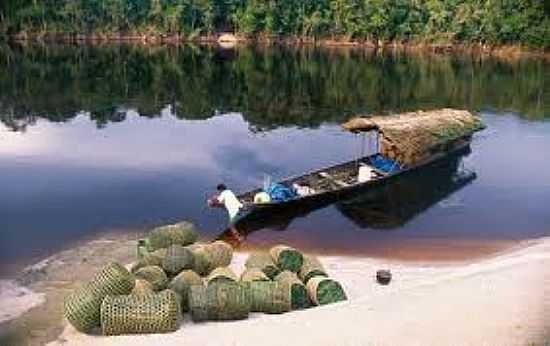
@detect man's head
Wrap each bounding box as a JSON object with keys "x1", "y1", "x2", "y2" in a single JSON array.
[{"x1": 217, "y1": 183, "x2": 227, "y2": 192}]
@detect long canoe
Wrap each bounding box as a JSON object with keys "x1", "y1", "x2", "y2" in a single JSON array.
[{"x1": 235, "y1": 135, "x2": 473, "y2": 219}]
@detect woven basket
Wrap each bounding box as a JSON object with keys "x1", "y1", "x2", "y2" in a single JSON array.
[
  {"x1": 274, "y1": 270, "x2": 310, "y2": 310},
  {"x1": 306, "y1": 277, "x2": 347, "y2": 306},
  {"x1": 188, "y1": 242, "x2": 233, "y2": 276},
  {"x1": 131, "y1": 249, "x2": 166, "y2": 273},
  {"x1": 240, "y1": 268, "x2": 270, "y2": 283},
  {"x1": 169, "y1": 270, "x2": 203, "y2": 312},
  {"x1": 270, "y1": 245, "x2": 304, "y2": 273},
  {"x1": 207, "y1": 241, "x2": 233, "y2": 267},
  {"x1": 64, "y1": 263, "x2": 135, "y2": 333},
  {"x1": 244, "y1": 281, "x2": 292, "y2": 314},
  {"x1": 189, "y1": 282, "x2": 249, "y2": 321},
  {"x1": 148, "y1": 221, "x2": 198, "y2": 251},
  {"x1": 298, "y1": 255, "x2": 327, "y2": 284},
  {"x1": 162, "y1": 245, "x2": 194, "y2": 277},
  {"x1": 188, "y1": 285, "x2": 208, "y2": 322},
  {"x1": 188, "y1": 245, "x2": 211, "y2": 276},
  {"x1": 101, "y1": 290, "x2": 180, "y2": 335},
  {"x1": 134, "y1": 265, "x2": 169, "y2": 291},
  {"x1": 206, "y1": 266, "x2": 238, "y2": 285},
  {"x1": 132, "y1": 279, "x2": 154, "y2": 296},
  {"x1": 245, "y1": 252, "x2": 280, "y2": 279}
]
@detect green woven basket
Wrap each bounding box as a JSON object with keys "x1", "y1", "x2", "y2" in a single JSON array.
[
  {"x1": 188, "y1": 285, "x2": 208, "y2": 322},
  {"x1": 101, "y1": 290, "x2": 180, "y2": 335},
  {"x1": 274, "y1": 270, "x2": 310, "y2": 310},
  {"x1": 270, "y1": 245, "x2": 304, "y2": 273},
  {"x1": 240, "y1": 268, "x2": 270, "y2": 283},
  {"x1": 131, "y1": 279, "x2": 154, "y2": 297},
  {"x1": 131, "y1": 249, "x2": 166, "y2": 273},
  {"x1": 245, "y1": 252, "x2": 280, "y2": 279},
  {"x1": 188, "y1": 245, "x2": 211, "y2": 276},
  {"x1": 298, "y1": 255, "x2": 328, "y2": 284},
  {"x1": 188, "y1": 242, "x2": 233, "y2": 276},
  {"x1": 244, "y1": 281, "x2": 292, "y2": 314},
  {"x1": 148, "y1": 221, "x2": 198, "y2": 251},
  {"x1": 207, "y1": 241, "x2": 233, "y2": 268},
  {"x1": 64, "y1": 263, "x2": 135, "y2": 333},
  {"x1": 134, "y1": 265, "x2": 169, "y2": 291},
  {"x1": 189, "y1": 282, "x2": 250, "y2": 321},
  {"x1": 162, "y1": 245, "x2": 194, "y2": 277},
  {"x1": 169, "y1": 270, "x2": 203, "y2": 312},
  {"x1": 306, "y1": 276, "x2": 347, "y2": 306},
  {"x1": 206, "y1": 266, "x2": 238, "y2": 286}
]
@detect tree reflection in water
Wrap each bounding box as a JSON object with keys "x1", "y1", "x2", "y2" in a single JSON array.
[{"x1": 0, "y1": 44, "x2": 547, "y2": 133}]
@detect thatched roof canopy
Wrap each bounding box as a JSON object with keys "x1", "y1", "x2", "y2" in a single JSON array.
[{"x1": 341, "y1": 109, "x2": 485, "y2": 166}]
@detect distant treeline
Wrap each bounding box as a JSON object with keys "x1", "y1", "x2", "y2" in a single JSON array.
[
  {"x1": 0, "y1": 44, "x2": 547, "y2": 132},
  {"x1": 0, "y1": 0, "x2": 549, "y2": 48}
]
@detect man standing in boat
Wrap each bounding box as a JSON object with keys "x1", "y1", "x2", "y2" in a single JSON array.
[{"x1": 208, "y1": 183, "x2": 244, "y2": 240}]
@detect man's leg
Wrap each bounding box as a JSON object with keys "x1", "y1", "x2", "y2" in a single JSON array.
[{"x1": 228, "y1": 225, "x2": 244, "y2": 243}]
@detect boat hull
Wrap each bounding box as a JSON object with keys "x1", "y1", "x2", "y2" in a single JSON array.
[{"x1": 230, "y1": 137, "x2": 473, "y2": 233}]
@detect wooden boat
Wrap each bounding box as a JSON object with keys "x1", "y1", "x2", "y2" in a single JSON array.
[
  {"x1": 218, "y1": 145, "x2": 476, "y2": 245},
  {"x1": 214, "y1": 109, "x2": 485, "y2": 247},
  {"x1": 237, "y1": 135, "x2": 473, "y2": 213},
  {"x1": 235, "y1": 109, "x2": 484, "y2": 219}
]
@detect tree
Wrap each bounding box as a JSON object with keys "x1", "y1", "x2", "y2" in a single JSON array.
[{"x1": 0, "y1": 0, "x2": 548, "y2": 48}]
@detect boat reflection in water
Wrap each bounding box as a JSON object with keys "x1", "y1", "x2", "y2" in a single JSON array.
[
  {"x1": 218, "y1": 147, "x2": 476, "y2": 246},
  {"x1": 335, "y1": 148, "x2": 476, "y2": 229}
]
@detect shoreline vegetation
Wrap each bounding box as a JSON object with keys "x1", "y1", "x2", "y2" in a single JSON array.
[
  {"x1": 1, "y1": 0, "x2": 548, "y2": 59},
  {"x1": 5, "y1": 32, "x2": 550, "y2": 60}
]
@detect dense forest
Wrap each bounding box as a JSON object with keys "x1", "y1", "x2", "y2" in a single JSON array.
[
  {"x1": 0, "y1": 44, "x2": 546, "y2": 132},
  {"x1": 0, "y1": 0, "x2": 549, "y2": 48}
]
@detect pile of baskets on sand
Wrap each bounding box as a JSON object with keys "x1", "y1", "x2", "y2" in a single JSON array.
[{"x1": 64, "y1": 221, "x2": 347, "y2": 336}]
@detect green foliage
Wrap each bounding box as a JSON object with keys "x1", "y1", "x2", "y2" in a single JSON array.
[{"x1": 0, "y1": 0, "x2": 548, "y2": 46}]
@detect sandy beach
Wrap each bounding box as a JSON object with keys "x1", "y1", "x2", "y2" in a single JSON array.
[{"x1": 1, "y1": 233, "x2": 548, "y2": 346}]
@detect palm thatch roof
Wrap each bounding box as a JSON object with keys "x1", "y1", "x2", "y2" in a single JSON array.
[{"x1": 341, "y1": 108, "x2": 485, "y2": 166}]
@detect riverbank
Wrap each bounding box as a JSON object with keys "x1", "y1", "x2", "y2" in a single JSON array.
[
  {"x1": 0, "y1": 232, "x2": 548, "y2": 346},
  {"x1": 5, "y1": 32, "x2": 549, "y2": 61}
]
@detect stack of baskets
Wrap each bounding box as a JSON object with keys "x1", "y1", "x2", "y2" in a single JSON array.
[{"x1": 65, "y1": 221, "x2": 346, "y2": 336}]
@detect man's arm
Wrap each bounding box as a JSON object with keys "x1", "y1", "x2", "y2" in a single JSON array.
[{"x1": 216, "y1": 191, "x2": 225, "y2": 204}]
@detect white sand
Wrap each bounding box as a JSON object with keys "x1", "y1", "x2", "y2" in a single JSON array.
[{"x1": 49, "y1": 238, "x2": 550, "y2": 346}]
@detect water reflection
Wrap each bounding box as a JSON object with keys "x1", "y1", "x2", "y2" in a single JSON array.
[
  {"x1": 0, "y1": 44, "x2": 547, "y2": 133},
  {"x1": 336, "y1": 150, "x2": 476, "y2": 229},
  {"x1": 219, "y1": 148, "x2": 475, "y2": 246}
]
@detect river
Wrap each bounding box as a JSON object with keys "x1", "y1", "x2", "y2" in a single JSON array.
[{"x1": 0, "y1": 43, "x2": 548, "y2": 276}]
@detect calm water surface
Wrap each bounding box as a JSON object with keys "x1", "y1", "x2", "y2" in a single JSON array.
[{"x1": 0, "y1": 44, "x2": 548, "y2": 274}]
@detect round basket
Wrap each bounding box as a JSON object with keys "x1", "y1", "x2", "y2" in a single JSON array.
[
  {"x1": 245, "y1": 252, "x2": 280, "y2": 279},
  {"x1": 162, "y1": 245, "x2": 194, "y2": 277},
  {"x1": 148, "y1": 222, "x2": 198, "y2": 251},
  {"x1": 64, "y1": 263, "x2": 135, "y2": 333},
  {"x1": 101, "y1": 289, "x2": 180, "y2": 335},
  {"x1": 269, "y1": 245, "x2": 303, "y2": 273},
  {"x1": 134, "y1": 265, "x2": 169, "y2": 291}
]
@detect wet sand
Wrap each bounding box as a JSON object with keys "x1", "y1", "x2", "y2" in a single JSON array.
[
  {"x1": 0, "y1": 233, "x2": 138, "y2": 346},
  {"x1": 239, "y1": 237, "x2": 520, "y2": 263},
  {"x1": 0, "y1": 227, "x2": 148, "y2": 279},
  {"x1": 0, "y1": 232, "x2": 548, "y2": 346}
]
